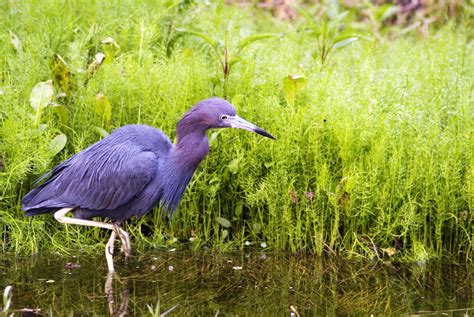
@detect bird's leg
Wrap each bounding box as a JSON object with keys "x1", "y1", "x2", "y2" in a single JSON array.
[
  {"x1": 53, "y1": 208, "x2": 132, "y2": 272},
  {"x1": 54, "y1": 207, "x2": 116, "y2": 230},
  {"x1": 105, "y1": 230, "x2": 117, "y2": 272},
  {"x1": 112, "y1": 223, "x2": 131, "y2": 258}
]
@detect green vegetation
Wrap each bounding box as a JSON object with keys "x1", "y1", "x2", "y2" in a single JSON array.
[{"x1": 0, "y1": 0, "x2": 472, "y2": 262}]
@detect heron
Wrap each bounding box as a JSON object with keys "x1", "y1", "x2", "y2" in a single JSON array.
[{"x1": 21, "y1": 97, "x2": 275, "y2": 272}]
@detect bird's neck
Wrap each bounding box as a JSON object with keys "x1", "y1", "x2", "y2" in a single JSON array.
[{"x1": 174, "y1": 129, "x2": 210, "y2": 169}]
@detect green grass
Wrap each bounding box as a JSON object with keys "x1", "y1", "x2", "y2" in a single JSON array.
[{"x1": 0, "y1": 0, "x2": 472, "y2": 262}]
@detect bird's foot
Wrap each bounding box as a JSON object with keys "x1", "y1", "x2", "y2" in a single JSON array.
[
  {"x1": 120, "y1": 239, "x2": 131, "y2": 258},
  {"x1": 112, "y1": 223, "x2": 132, "y2": 258}
]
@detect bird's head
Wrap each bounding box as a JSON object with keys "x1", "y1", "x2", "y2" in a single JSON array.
[{"x1": 183, "y1": 97, "x2": 275, "y2": 139}]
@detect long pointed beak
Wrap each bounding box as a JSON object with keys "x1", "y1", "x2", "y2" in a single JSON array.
[{"x1": 228, "y1": 115, "x2": 275, "y2": 140}]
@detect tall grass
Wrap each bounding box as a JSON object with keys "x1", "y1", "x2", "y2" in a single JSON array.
[{"x1": 0, "y1": 0, "x2": 472, "y2": 261}]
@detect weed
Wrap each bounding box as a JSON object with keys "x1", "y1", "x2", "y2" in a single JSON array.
[{"x1": 0, "y1": 0, "x2": 472, "y2": 262}]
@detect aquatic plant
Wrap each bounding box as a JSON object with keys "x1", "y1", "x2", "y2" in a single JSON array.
[{"x1": 0, "y1": 0, "x2": 472, "y2": 262}]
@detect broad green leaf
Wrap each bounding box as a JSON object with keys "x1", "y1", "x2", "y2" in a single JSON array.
[
  {"x1": 8, "y1": 30, "x2": 22, "y2": 52},
  {"x1": 332, "y1": 36, "x2": 358, "y2": 50},
  {"x1": 101, "y1": 37, "x2": 120, "y2": 64},
  {"x1": 221, "y1": 229, "x2": 228, "y2": 240},
  {"x1": 237, "y1": 33, "x2": 280, "y2": 51},
  {"x1": 177, "y1": 29, "x2": 219, "y2": 49},
  {"x1": 52, "y1": 54, "x2": 72, "y2": 94},
  {"x1": 50, "y1": 103, "x2": 69, "y2": 126},
  {"x1": 217, "y1": 217, "x2": 231, "y2": 228},
  {"x1": 283, "y1": 74, "x2": 307, "y2": 107},
  {"x1": 93, "y1": 93, "x2": 112, "y2": 128},
  {"x1": 234, "y1": 200, "x2": 243, "y2": 217},
  {"x1": 228, "y1": 158, "x2": 240, "y2": 174},
  {"x1": 30, "y1": 80, "x2": 54, "y2": 111},
  {"x1": 48, "y1": 133, "x2": 67, "y2": 155}
]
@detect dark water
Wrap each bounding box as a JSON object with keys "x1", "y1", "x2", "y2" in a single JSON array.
[{"x1": 0, "y1": 251, "x2": 472, "y2": 316}]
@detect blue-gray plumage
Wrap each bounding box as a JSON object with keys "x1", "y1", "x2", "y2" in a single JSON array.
[{"x1": 22, "y1": 97, "x2": 275, "y2": 223}]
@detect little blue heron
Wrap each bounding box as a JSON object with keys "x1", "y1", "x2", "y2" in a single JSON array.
[{"x1": 21, "y1": 97, "x2": 274, "y2": 271}]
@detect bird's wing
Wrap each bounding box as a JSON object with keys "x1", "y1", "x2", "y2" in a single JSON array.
[
  {"x1": 63, "y1": 146, "x2": 157, "y2": 210},
  {"x1": 24, "y1": 141, "x2": 160, "y2": 211}
]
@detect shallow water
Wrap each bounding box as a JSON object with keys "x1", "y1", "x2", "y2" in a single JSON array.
[{"x1": 0, "y1": 251, "x2": 472, "y2": 316}]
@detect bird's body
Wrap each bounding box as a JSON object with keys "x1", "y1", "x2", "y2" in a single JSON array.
[
  {"x1": 21, "y1": 97, "x2": 274, "y2": 271},
  {"x1": 23, "y1": 124, "x2": 178, "y2": 221}
]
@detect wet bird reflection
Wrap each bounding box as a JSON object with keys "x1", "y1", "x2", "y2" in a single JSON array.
[
  {"x1": 105, "y1": 273, "x2": 129, "y2": 317},
  {"x1": 103, "y1": 267, "x2": 178, "y2": 316}
]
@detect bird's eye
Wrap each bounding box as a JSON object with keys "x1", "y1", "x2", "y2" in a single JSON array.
[{"x1": 220, "y1": 115, "x2": 228, "y2": 120}]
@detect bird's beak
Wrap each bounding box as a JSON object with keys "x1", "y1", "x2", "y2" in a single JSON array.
[{"x1": 228, "y1": 115, "x2": 275, "y2": 140}]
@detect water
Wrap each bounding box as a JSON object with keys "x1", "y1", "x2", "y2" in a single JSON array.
[{"x1": 1, "y1": 251, "x2": 472, "y2": 316}]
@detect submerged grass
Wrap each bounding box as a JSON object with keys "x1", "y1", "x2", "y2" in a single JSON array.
[{"x1": 0, "y1": 1, "x2": 472, "y2": 261}]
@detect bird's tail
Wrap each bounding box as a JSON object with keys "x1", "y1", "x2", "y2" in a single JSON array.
[
  {"x1": 21, "y1": 165, "x2": 71, "y2": 216},
  {"x1": 23, "y1": 207, "x2": 57, "y2": 217},
  {"x1": 22, "y1": 184, "x2": 65, "y2": 216}
]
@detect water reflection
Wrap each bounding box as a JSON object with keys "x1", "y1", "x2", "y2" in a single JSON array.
[
  {"x1": 105, "y1": 273, "x2": 129, "y2": 317},
  {"x1": 0, "y1": 252, "x2": 472, "y2": 316}
]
